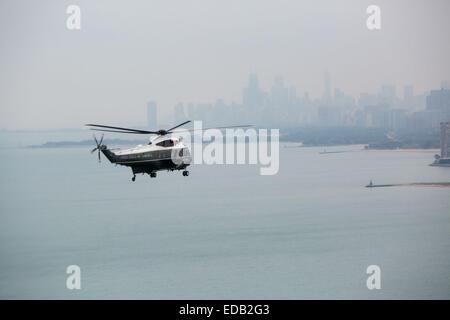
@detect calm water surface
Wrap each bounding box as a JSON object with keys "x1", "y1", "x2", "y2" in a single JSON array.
[{"x1": 0, "y1": 131, "x2": 449, "y2": 299}]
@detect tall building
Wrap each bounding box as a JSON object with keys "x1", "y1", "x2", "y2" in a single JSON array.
[
  {"x1": 427, "y1": 88, "x2": 450, "y2": 112},
  {"x1": 146, "y1": 101, "x2": 157, "y2": 129},
  {"x1": 379, "y1": 85, "x2": 396, "y2": 107},
  {"x1": 403, "y1": 85, "x2": 414, "y2": 108},
  {"x1": 270, "y1": 76, "x2": 289, "y2": 107},
  {"x1": 387, "y1": 109, "x2": 407, "y2": 131},
  {"x1": 318, "y1": 106, "x2": 341, "y2": 126},
  {"x1": 431, "y1": 121, "x2": 450, "y2": 166},
  {"x1": 334, "y1": 88, "x2": 355, "y2": 109},
  {"x1": 242, "y1": 73, "x2": 263, "y2": 108},
  {"x1": 426, "y1": 89, "x2": 450, "y2": 129},
  {"x1": 358, "y1": 93, "x2": 378, "y2": 108},
  {"x1": 288, "y1": 86, "x2": 297, "y2": 106},
  {"x1": 440, "y1": 122, "x2": 450, "y2": 158}
]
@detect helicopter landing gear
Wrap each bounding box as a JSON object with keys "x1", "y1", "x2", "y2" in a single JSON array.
[
  {"x1": 182, "y1": 170, "x2": 189, "y2": 177},
  {"x1": 150, "y1": 172, "x2": 157, "y2": 178},
  {"x1": 131, "y1": 175, "x2": 136, "y2": 182}
]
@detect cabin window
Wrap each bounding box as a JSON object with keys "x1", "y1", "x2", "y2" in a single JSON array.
[{"x1": 156, "y1": 140, "x2": 174, "y2": 147}]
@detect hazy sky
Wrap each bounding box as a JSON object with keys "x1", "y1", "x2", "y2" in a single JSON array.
[{"x1": 1, "y1": 0, "x2": 449, "y2": 129}]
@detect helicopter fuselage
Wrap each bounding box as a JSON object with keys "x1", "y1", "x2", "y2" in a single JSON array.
[{"x1": 99, "y1": 136, "x2": 191, "y2": 180}]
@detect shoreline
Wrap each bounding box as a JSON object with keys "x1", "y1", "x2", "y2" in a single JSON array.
[{"x1": 24, "y1": 140, "x2": 441, "y2": 152}]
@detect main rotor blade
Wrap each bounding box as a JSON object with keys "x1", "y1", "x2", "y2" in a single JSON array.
[
  {"x1": 85, "y1": 124, "x2": 157, "y2": 134},
  {"x1": 167, "y1": 120, "x2": 191, "y2": 132},
  {"x1": 175, "y1": 124, "x2": 254, "y2": 133},
  {"x1": 89, "y1": 128, "x2": 157, "y2": 134}
]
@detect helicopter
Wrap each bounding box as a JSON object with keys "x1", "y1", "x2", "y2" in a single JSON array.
[{"x1": 86, "y1": 120, "x2": 251, "y2": 181}]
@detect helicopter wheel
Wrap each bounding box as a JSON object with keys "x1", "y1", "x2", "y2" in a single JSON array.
[
  {"x1": 182, "y1": 170, "x2": 189, "y2": 177},
  {"x1": 150, "y1": 172, "x2": 157, "y2": 178},
  {"x1": 131, "y1": 175, "x2": 136, "y2": 182}
]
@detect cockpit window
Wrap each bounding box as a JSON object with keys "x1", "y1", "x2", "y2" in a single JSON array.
[{"x1": 156, "y1": 140, "x2": 174, "y2": 147}]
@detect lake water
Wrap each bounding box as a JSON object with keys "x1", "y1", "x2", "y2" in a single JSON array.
[{"x1": 0, "y1": 131, "x2": 449, "y2": 299}]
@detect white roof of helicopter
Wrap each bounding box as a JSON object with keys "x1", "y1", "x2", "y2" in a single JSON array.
[{"x1": 113, "y1": 135, "x2": 183, "y2": 156}]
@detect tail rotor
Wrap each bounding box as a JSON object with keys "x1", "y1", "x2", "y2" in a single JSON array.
[{"x1": 91, "y1": 134, "x2": 105, "y2": 163}]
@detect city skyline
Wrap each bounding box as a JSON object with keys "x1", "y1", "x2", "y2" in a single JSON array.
[
  {"x1": 1, "y1": 0, "x2": 450, "y2": 129},
  {"x1": 162, "y1": 72, "x2": 449, "y2": 131},
  {"x1": 1, "y1": 71, "x2": 449, "y2": 131}
]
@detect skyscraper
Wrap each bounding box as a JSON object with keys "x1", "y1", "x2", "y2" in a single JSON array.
[
  {"x1": 243, "y1": 73, "x2": 263, "y2": 108},
  {"x1": 270, "y1": 76, "x2": 289, "y2": 107},
  {"x1": 426, "y1": 89, "x2": 450, "y2": 112},
  {"x1": 403, "y1": 85, "x2": 414, "y2": 108},
  {"x1": 379, "y1": 85, "x2": 396, "y2": 107},
  {"x1": 147, "y1": 101, "x2": 157, "y2": 129},
  {"x1": 440, "y1": 122, "x2": 450, "y2": 158}
]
